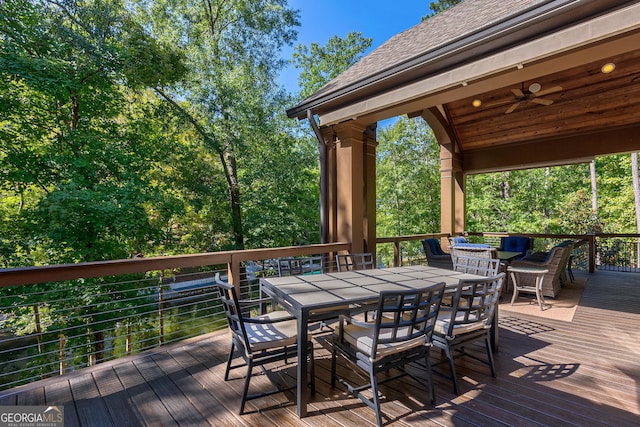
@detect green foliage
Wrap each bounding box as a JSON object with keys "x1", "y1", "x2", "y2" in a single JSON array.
[
  {"x1": 377, "y1": 117, "x2": 441, "y2": 237},
  {"x1": 291, "y1": 32, "x2": 372, "y2": 99},
  {"x1": 423, "y1": 0, "x2": 462, "y2": 18},
  {"x1": 241, "y1": 109, "x2": 321, "y2": 248},
  {"x1": 465, "y1": 159, "x2": 636, "y2": 235}
]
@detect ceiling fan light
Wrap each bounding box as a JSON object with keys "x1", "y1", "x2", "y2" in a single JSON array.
[
  {"x1": 528, "y1": 83, "x2": 542, "y2": 93},
  {"x1": 472, "y1": 99, "x2": 481, "y2": 107},
  {"x1": 601, "y1": 63, "x2": 615, "y2": 74}
]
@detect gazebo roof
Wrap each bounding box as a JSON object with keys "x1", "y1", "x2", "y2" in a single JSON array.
[{"x1": 288, "y1": 0, "x2": 640, "y2": 173}]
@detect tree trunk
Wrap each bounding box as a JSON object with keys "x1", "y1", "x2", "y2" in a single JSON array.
[
  {"x1": 93, "y1": 330, "x2": 104, "y2": 364},
  {"x1": 503, "y1": 171, "x2": 510, "y2": 200},
  {"x1": 220, "y1": 146, "x2": 244, "y2": 250}
]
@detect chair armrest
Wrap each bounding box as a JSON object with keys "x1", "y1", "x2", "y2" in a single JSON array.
[
  {"x1": 238, "y1": 296, "x2": 272, "y2": 305},
  {"x1": 238, "y1": 296, "x2": 283, "y2": 315},
  {"x1": 511, "y1": 258, "x2": 549, "y2": 267},
  {"x1": 243, "y1": 313, "x2": 296, "y2": 324}
]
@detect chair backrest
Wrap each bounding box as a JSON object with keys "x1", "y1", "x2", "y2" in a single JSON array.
[
  {"x1": 450, "y1": 245, "x2": 497, "y2": 261},
  {"x1": 336, "y1": 253, "x2": 374, "y2": 271},
  {"x1": 453, "y1": 255, "x2": 501, "y2": 276},
  {"x1": 422, "y1": 238, "x2": 447, "y2": 256},
  {"x1": 370, "y1": 282, "x2": 446, "y2": 360},
  {"x1": 448, "y1": 236, "x2": 468, "y2": 246},
  {"x1": 441, "y1": 273, "x2": 505, "y2": 339},
  {"x1": 277, "y1": 256, "x2": 323, "y2": 276},
  {"x1": 213, "y1": 273, "x2": 253, "y2": 355},
  {"x1": 500, "y1": 236, "x2": 533, "y2": 254}
]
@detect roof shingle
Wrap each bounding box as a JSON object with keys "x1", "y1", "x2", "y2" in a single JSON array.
[{"x1": 296, "y1": 0, "x2": 546, "y2": 107}]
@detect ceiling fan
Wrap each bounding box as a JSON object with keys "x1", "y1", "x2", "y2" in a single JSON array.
[{"x1": 505, "y1": 82, "x2": 562, "y2": 114}]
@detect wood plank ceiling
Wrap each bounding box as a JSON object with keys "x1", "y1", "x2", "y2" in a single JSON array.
[{"x1": 445, "y1": 49, "x2": 640, "y2": 153}]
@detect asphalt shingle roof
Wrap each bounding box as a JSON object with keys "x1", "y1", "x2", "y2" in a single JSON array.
[{"x1": 297, "y1": 0, "x2": 546, "y2": 107}]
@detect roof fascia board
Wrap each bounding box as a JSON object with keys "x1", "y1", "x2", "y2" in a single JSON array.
[{"x1": 318, "y1": 2, "x2": 640, "y2": 126}]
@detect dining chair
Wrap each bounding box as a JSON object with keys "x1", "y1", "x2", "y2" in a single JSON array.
[
  {"x1": 432, "y1": 272, "x2": 505, "y2": 394},
  {"x1": 452, "y1": 254, "x2": 501, "y2": 276},
  {"x1": 331, "y1": 282, "x2": 446, "y2": 427},
  {"x1": 277, "y1": 256, "x2": 347, "y2": 330},
  {"x1": 213, "y1": 273, "x2": 315, "y2": 414},
  {"x1": 336, "y1": 252, "x2": 374, "y2": 271},
  {"x1": 277, "y1": 255, "x2": 323, "y2": 276},
  {"x1": 336, "y1": 252, "x2": 377, "y2": 320}
]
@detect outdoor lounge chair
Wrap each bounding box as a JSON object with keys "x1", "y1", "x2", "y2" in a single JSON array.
[
  {"x1": 498, "y1": 236, "x2": 534, "y2": 260},
  {"x1": 510, "y1": 241, "x2": 574, "y2": 298},
  {"x1": 422, "y1": 238, "x2": 453, "y2": 269}
]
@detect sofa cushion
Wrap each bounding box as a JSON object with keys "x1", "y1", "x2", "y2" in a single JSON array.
[
  {"x1": 454, "y1": 243, "x2": 491, "y2": 249},
  {"x1": 503, "y1": 236, "x2": 531, "y2": 254}
]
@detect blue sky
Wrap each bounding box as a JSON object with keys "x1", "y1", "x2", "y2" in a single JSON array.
[{"x1": 279, "y1": 1, "x2": 430, "y2": 93}]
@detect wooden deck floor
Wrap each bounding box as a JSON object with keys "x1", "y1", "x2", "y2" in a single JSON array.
[{"x1": 1, "y1": 270, "x2": 639, "y2": 426}]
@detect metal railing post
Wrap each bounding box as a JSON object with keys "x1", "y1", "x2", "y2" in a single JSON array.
[
  {"x1": 589, "y1": 234, "x2": 596, "y2": 273},
  {"x1": 158, "y1": 276, "x2": 164, "y2": 346}
]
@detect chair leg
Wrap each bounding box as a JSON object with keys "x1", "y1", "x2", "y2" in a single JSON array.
[
  {"x1": 239, "y1": 359, "x2": 254, "y2": 415},
  {"x1": 484, "y1": 337, "x2": 496, "y2": 378},
  {"x1": 224, "y1": 342, "x2": 236, "y2": 381},
  {"x1": 369, "y1": 370, "x2": 383, "y2": 427},
  {"x1": 444, "y1": 345, "x2": 459, "y2": 394},
  {"x1": 330, "y1": 345, "x2": 337, "y2": 388},
  {"x1": 424, "y1": 351, "x2": 436, "y2": 405}
]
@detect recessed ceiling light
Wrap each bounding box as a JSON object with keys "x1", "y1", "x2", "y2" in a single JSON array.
[
  {"x1": 472, "y1": 99, "x2": 481, "y2": 107},
  {"x1": 601, "y1": 63, "x2": 615, "y2": 73},
  {"x1": 528, "y1": 83, "x2": 542, "y2": 93}
]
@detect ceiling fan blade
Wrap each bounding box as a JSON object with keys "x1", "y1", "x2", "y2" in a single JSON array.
[
  {"x1": 511, "y1": 88, "x2": 524, "y2": 97},
  {"x1": 532, "y1": 98, "x2": 554, "y2": 105},
  {"x1": 505, "y1": 102, "x2": 521, "y2": 114},
  {"x1": 535, "y1": 86, "x2": 562, "y2": 96}
]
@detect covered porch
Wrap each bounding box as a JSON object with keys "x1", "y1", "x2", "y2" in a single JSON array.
[
  {"x1": 1, "y1": 269, "x2": 638, "y2": 426},
  {"x1": 287, "y1": 0, "x2": 640, "y2": 252}
]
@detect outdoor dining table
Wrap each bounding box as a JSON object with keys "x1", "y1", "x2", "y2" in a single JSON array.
[{"x1": 259, "y1": 265, "x2": 490, "y2": 418}]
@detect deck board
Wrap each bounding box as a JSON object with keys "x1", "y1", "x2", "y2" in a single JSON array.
[{"x1": 1, "y1": 269, "x2": 639, "y2": 426}]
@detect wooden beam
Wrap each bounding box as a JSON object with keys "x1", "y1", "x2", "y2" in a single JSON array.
[{"x1": 463, "y1": 124, "x2": 640, "y2": 174}]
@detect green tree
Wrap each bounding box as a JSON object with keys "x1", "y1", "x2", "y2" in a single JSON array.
[
  {"x1": 377, "y1": 117, "x2": 441, "y2": 237},
  {"x1": 137, "y1": 0, "x2": 300, "y2": 250},
  {"x1": 291, "y1": 32, "x2": 372, "y2": 99},
  {"x1": 423, "y1": 0, "x2": 462, "y2": 18},
  {"x1": 0, "y1": 0, "x2": 187, "y2": 263}
]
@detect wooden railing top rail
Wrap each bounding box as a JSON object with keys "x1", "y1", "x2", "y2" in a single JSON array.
[
  {"x1": 0, "y1": 242, "x2": 351, "y2": 287},
  {"x1": 465, "y1": 232, "x2": 594, "y2": 240},
  {"x1": 376, "y1": 233, "x2": 449, "y2": 244},
  {"x1": 3, "y1": 233, "x2": 638, "y2": 288}
]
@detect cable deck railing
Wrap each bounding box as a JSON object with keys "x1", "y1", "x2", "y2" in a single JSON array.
[{"x1": 1, "y1": 233, "x2": 639, "y2": 392}]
